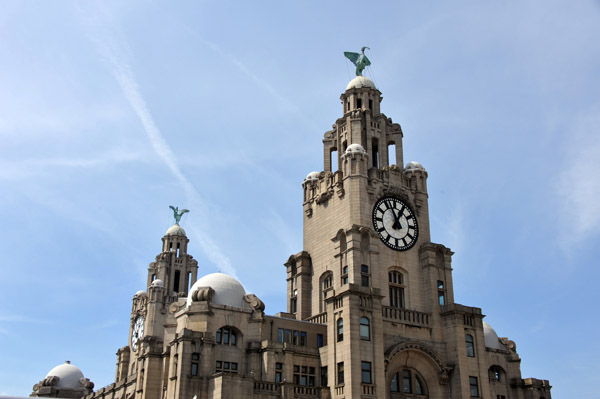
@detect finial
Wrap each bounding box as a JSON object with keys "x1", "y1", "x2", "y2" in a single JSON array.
[
  {"x1": 169, "y1": 206, "x2": 190, "y2": 225},
  {"x1": 344, "y1": 46, "x2": 371, "y2": 76}
]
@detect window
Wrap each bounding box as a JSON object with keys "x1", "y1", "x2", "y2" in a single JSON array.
[
  {"x1": 389, "y1": 270, "x2": 405, "y2": 308},
  {"x1": 321, "y1": 366, "x2": 328, "y2": 387},
  {"x1": 490, "y1": 366, "x2": 502, "y2": 382},
  {"x1": 331, "y1": 149, "x2": 338, "y2": 171},
  {"x1": 275, "y1": 362, "x2": 283, "y2": 383},
  {"x1": 317, "y1": 333, "x2": 324, "y2": 348},
  {"x1": 323, "y1": 273, "x2": 333, "y2": 289},
  {"x1": 278, "y1": 328, "x2": 284, "y2": 343},
  {"x1": 341, "y1": 266, "x2": 348, "y2": 285},
  {"x1": 372, "y1": 138, "x2": 379, "y2": 168},
  {"x1": 291, "y1": 297, "x2": 297, "y2": 313},
  {"x1": 469, "y1": 376, "x2": 479, "y2": 397},
  {"x1": 293, "y1": 330, "x2": 299, "y2": 345},
  {"x1": 360, "y1": 317, "x2": 370, "y2": 340},
  {"x1": 356, "y1": 98, "x2": 362, "y2": 109},
  {"x1": 391, "y1": 368, "x2": 426, "y2": 395},
  {"x1": 337, "y1": 318, "x2": 343, "y2": 342},
  {"x1": 438, "y1": 280, "x2": 446, "y2": 305},
  {"x1": 368, "y1": 99, "x2": 373, "y2": 110},
  {"x1": 191, "y1": 353, "x2": 199, "y2": 376},
  {"x1": 216, "y1": 327, "x2": 237, "y2": 345},
  {"x1": 361, "y1": 265, "x2": 370, "y2": 287},
  {"x1": 216, "y1": 361, "x2": 238, "y2": 374},
  {"x1": 300, "y1": 331, "x2": 307, "y2": 346},
  {"x1": 293, "y1": 365, "x2": 315, "y2": 386},
  {"x1": 337, "y1": 362, "x2": 344, "y2": 385},
  {"x1": 361, "y1": 361, "x2": 372, "y2": 384},
  {"x1": 174, "y1": 270, "x2": 180, "y2": 292},
  {"x1": 466, "y1": 334, "x2": 475, "y2": 357}
]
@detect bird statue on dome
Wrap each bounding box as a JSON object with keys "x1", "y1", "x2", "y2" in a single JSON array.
[
  {"x1": 344, "y1": 46, "x2": 371, "y2": 76},
  {"x1": 169, "y1": 205, "x2": 189, "y2": 225}
]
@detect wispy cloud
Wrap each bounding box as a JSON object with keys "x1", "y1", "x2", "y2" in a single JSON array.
[
  {"x1": 261, "y1": 209, "x2": 301, "y2": 255},
  {"x1": 556, "y1": 107, "x2": 600, "y2": 249},
  {"x1": 77, "y1": 4, "x2": 236, "y2": 276}
]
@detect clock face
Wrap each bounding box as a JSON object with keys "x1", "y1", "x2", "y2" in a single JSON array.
[
  {"x1": 372, "y1": 197, "x2": 418, "y2": 251},
  {"x1": 131, "y1": 315, "x2": 145, "y2": 352}
]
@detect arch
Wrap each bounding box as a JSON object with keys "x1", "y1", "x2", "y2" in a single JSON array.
[
  {"x1": 385, "y1": 342, "x2": 451, "y2": 398},
  {"x1": 319, "y1": 271, "x2": 333, "y2": 313},
  {"x1": 489, "y1": 365, "x2": 506, "y2": 382},
  {"x1": 216, "y1": 326, "x2": 241, "y2": 346}
]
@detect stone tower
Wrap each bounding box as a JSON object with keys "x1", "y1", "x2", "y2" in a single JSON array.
[{"x1": 285, "y1": 75, "x2": 551, "y2": 398}]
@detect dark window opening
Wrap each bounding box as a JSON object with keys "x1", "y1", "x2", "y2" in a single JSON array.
[
  {"x1": 337, "y1": 362, "x2": 344, "y2": 385},
  {"x1": 216, "y1": 327, "x2": 237, "y2": 346},
  {"x1": 372, "y1": 138, "x2": 379, "y2": 168},
  {"x1": 216, "y1": 361, "x2": 238, "y2": 374},
  {"x1": 337, "y1": 318, "x2": 343, "y2": 342},
  {"x1": 191, "y1": 353, "x2": 199, "y2": 376},
  {"x1": 389, "y1": 270, "x2": 405, "y2": 308},
  {"x1": 361, "y1": 361, "x2": 372, "y2": 384},
  {"x1": 321, "y1": 366, "x2": 328, "y2": 387},
  {"x1": 173, "y1": 270, "x2": 180, "y2": 292},
  {"x1": 275, "y1": 362, "x2": 283, "y2": 383},
  {"x1": 361, "y1": 264, "x2": 370, "y2": 287},
  {"x1": 293, "y1": 365, "x2": 315, "y2": 386},
  {"x1": 341, "y1": 266, "x2": 348, "y2": 285},
  {"x1": 469, "y1": 376, "x2": 479, "y2": 397},
  {"x1": 360, "y1": 317, "x2": 370, "y2": 340},
  {"x1": 466, "y1": 334, "x2": 475, "y2": 357},
  {"x1": 317, "y1": 333, "x2": 324, "y2": 348},
  {"x1": 356, "y1": 98, "x2": 362, "y2": 109},
  {"x1": 368, "y1": 99, "x2": 373, "y2": 110}
]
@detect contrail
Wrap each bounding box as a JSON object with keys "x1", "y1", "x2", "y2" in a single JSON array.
[{"x1": 77, "y1": 4, "x2": 237, "y2": 277}]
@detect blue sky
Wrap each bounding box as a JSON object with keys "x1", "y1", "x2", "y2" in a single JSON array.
[{"x1": 0, "y1": 1, "x2": 598, "y2": 397}]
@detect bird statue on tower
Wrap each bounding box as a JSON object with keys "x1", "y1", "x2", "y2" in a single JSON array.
[
  {"x1": 169, "y1": 205, "x2": 189, "y2": 225},
  {"x1": 344, "y1": 46, "x2": 371, "y2": 76}
]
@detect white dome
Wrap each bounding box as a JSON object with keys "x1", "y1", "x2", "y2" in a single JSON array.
[
  {"x1": 345, "y1": 144, "x2": 366, "y2": 154},
  {"x1": 165, "y1": 224, "x2": 186, "y2": 237},
  {"x1": 483, "y1": 321, "x2": 503, "y2": 350},
  {"x1": 46, "y1": 362, "x2": 84, "y2": 389},
  {"x1": 151, "y1": 279, "x2": 165, "y2": 288},
  {"x1": 305, "y1": 171, "x2": 320, "y2": 183},
  {"x1": 187, "y1": 273, "x2": 247, "y2": 308},
  {"x1": 346, "y1": 76, "x2": 376, "y2": 91},
  {"x1": 405, "y1": 161, "x2": 425, "y2": 171},
  {"x1": 134, "y1": 290, "x2": 146, "y2": 297}
]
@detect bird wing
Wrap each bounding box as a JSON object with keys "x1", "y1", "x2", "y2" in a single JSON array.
[
  {"x1": 169, "y1": 205, "x2": 177, "y2": 212},
  {"x1": 344, "y1": 52, "x2": 360, "y2": 65},
  {"x1": 363, "y1": 55, "x2": 371, "y2": 67},
  {"x1": 180, "y1": 209, "x2": 190, "y2": 214}
]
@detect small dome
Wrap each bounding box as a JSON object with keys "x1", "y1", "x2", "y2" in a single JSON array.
[
  {"x1": 405, "y1": 161, "x2": 426, "y2": 171},
  {"x1": 165, "y1": 224, "x2": 187, "y2": 237},
  {"x1": 345, "y1": 144, "x2": 366, "y2": 154},
  {"x1": 346, "y1": 76, "x2": 376, "y2": 91},
  {"x1": 305, "y1": 171, "x2": 320, "y2": 183},
  {"x1": 483, "y1": 321, "x2": 503, "y2": 350},
  {"x1": 134, "y1": 290, "x2": 146, "y2": 297},
  {"x1": 187, "y1": 273, "x2": 247, "y2": 308},
  {"x1": 151, "y1": 279, "x2": 165, "y2": 288},
  {"x1": 45, "y1": 362, "x2": 85, "y2": 389}
]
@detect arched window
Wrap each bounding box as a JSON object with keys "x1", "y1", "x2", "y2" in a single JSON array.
[
  {"x1": 390, "y1": 368, "x2": 427, "y2": 396},
  {"x1": 360, "y1": 317, "x2": 370, "y2": 340},
  {"x1": 337, "y1": 318, "x2": 343, "y2": 342},
  {"x1": 320, "y1": 272, "x2": 333, "y2": 313},
  {"x1": 489, "y1": 365, "x2": 504, "y2": 382},
  {"x1": 388, "y1": 270, "x2": 405, "y2": 308},
  {"x1": 216, "y1": 326, "x2": 237, "y2": 346},
  {"x1": 466, "y1": 334, "x2": 475, "y2": 357}
]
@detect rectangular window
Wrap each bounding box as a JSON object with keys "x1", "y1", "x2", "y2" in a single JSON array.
[
  {"x1": 361, "y1": 264, "x2": 369, "y2": 287},
  {"x1": 291, "y1": 298, "x2": 297, "y2": 313},
  {"x1": 403, "y1": 370, "x2": 412, "y2": 393},
  {"x1": 191, "y1": 362, "x2": 198, "y2": 376},
  {"x1": 215, "y1": 361, "x2": 238, "y2": 374},
  {"x1": 361, "y1": 361, "x2": 372, "y2": 384},
  {"x1": 469, "y1": 376, "x2": 479, "y2": 397},
  {"x1": 317, "y1": 333, "x2": 324, "y2": 348},
  {"x1": 278, "y1": 328, "x2": 284, "y2": 343},
  {"x1": 191, "y1": 353, "x2": 200, "y2": 376},
  {"x1": 293, "y1": 330, "x2": 299, "y2": 345},
  {"x1": 300, "y1": 331, "x2": 307, "y2": 346},
  {"x1": 321, "y1": 366, "x2": 328, "y2": 387},
  {"x1": 275, "y1": 362, "x2": 283, "y2": 383},
  {"x1": 293, "y1": 365, "x2": 315, "y2": 386},
  {"x1": 337, "y1": 362, "x2": 344, "y2": 385},
  {"x1": 438, "y1": 280, "x2": 446, "y2": 305},
  {"x1": 285, "y1": 329, "x2": 292, "y2": 343},
  {"x1": 341, "y1": 266, "x2": 348, "y2": 285}
]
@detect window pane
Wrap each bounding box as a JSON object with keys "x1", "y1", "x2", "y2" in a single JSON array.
[
  {"x1": 415, "y1": 375, "x2": 424, "y2": 395},
  {"x1": 223, "y1": 329, "x2": 229, "y2": 344},
  {"x1": 438, "y1": 291, "x2": 445, "y2": 305},
  {"x1": 278, "y1": 328, "x2": 284, "y2": 343},
  {"x1": 361, "y1": 362, "x2": 371, "y2": 384},
  {"x1": 317, "y1": 334, "x2": 324, "y2": 348},
  {"x1": 191, "y1": 363, "x2": 198, "y2": 376},
  {"x1": 231, "y1": 330, "x2": 236, "y2": 346},
  {"x1": 216, "y1": 328, "x2": 222, "y2": 344},
  {"x1": 437, "y1": 280, "x2": 444, "y2": 289},
  {"x1": 391, "y1": 373, "x2": 399, "y2": 392},
  {"x1": 403, "y1": 370, "x2": 412, "y2": 393},
  {"x1": 470, "y1": 376, "x2": 479, "y2": 397},
  {"x1": 361, "y1": 265, "x2": 369, "y2": 273}
]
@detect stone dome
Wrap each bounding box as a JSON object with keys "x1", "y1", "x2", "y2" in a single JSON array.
[
  {"x1": 151, "y1": 279, "x2": 165, "y2": 288},
  {"x1": 346, "y1": 76, "x2": 376, "y2": 91},
  {"x1": 345, "y1": 143, "x2": 366, "y2": 154},
  {"x1": 187, "y1": 273, "x2": 247, "y2": 308},
  {"x1": 405, "y1": 161, "x2": 425, "y2": 171},
  {"x1": 45, "y1": 362, "x2": 85, "y2": 388},
  {"x1": 483, "y1": 321, "x2": 503, "y2": 350},
  {"x1": 165, "y1": 224, "x2": 186, "y2": 237},
  {"x1": 305, "y1": 171, "x2": 320, "y2": 183},
  {"x1": 134, "y1": 290, "x2": 146, "y2": 297}
]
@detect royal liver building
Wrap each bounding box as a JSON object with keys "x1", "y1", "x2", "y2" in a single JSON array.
[{"x1": 32, "y1": 57, "x2": 551, "y2": 399}]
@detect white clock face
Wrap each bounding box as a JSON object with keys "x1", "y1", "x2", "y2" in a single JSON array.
[
  {"x1": 372, "y1": 197, "x2": 418, "y2": 251},
  {"x1": 131, "y1": 316, "x2": 145, "y2": 352}
]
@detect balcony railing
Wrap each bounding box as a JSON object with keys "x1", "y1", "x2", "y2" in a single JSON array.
[
  {"x1": 306, "y1": 312, "x2": 327, "y2": 324},
  {"x1": 382, "y1": 306, "x2": 430, "y2": 327}
]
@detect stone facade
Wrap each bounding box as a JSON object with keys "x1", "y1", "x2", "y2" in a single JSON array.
[{"x1": 34, "y1": 75, "x2": 551, "y2": 399}]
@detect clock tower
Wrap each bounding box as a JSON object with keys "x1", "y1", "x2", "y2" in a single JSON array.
[{"x1": 285, "y1": 73, "x2": 502, "y2": 398}]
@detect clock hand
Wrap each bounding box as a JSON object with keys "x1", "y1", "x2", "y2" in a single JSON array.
[{"x1": 392, "y1": 206, "x2": 405, "y2": 230}]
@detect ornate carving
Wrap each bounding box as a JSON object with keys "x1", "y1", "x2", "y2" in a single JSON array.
[
  {"x1": 189, "y1": 286, "x2": 215, "y2": 303},
  {"x1": 244, "y1": 294, "x2": 265, "y2": 311}
]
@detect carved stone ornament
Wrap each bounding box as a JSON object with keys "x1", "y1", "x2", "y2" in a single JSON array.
[
  {"x1": 190, "y1": 286, "x2": 215, "y2": 302},
  {"x1": 169, "y1": 302, "x2": 180, "y2": 314},
  {"x1": 80, "y1": 378, "x2": 95, "y2": 390},
  {"x1": 244, "y1": 294, "x2": 265, "y2": 311}
]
